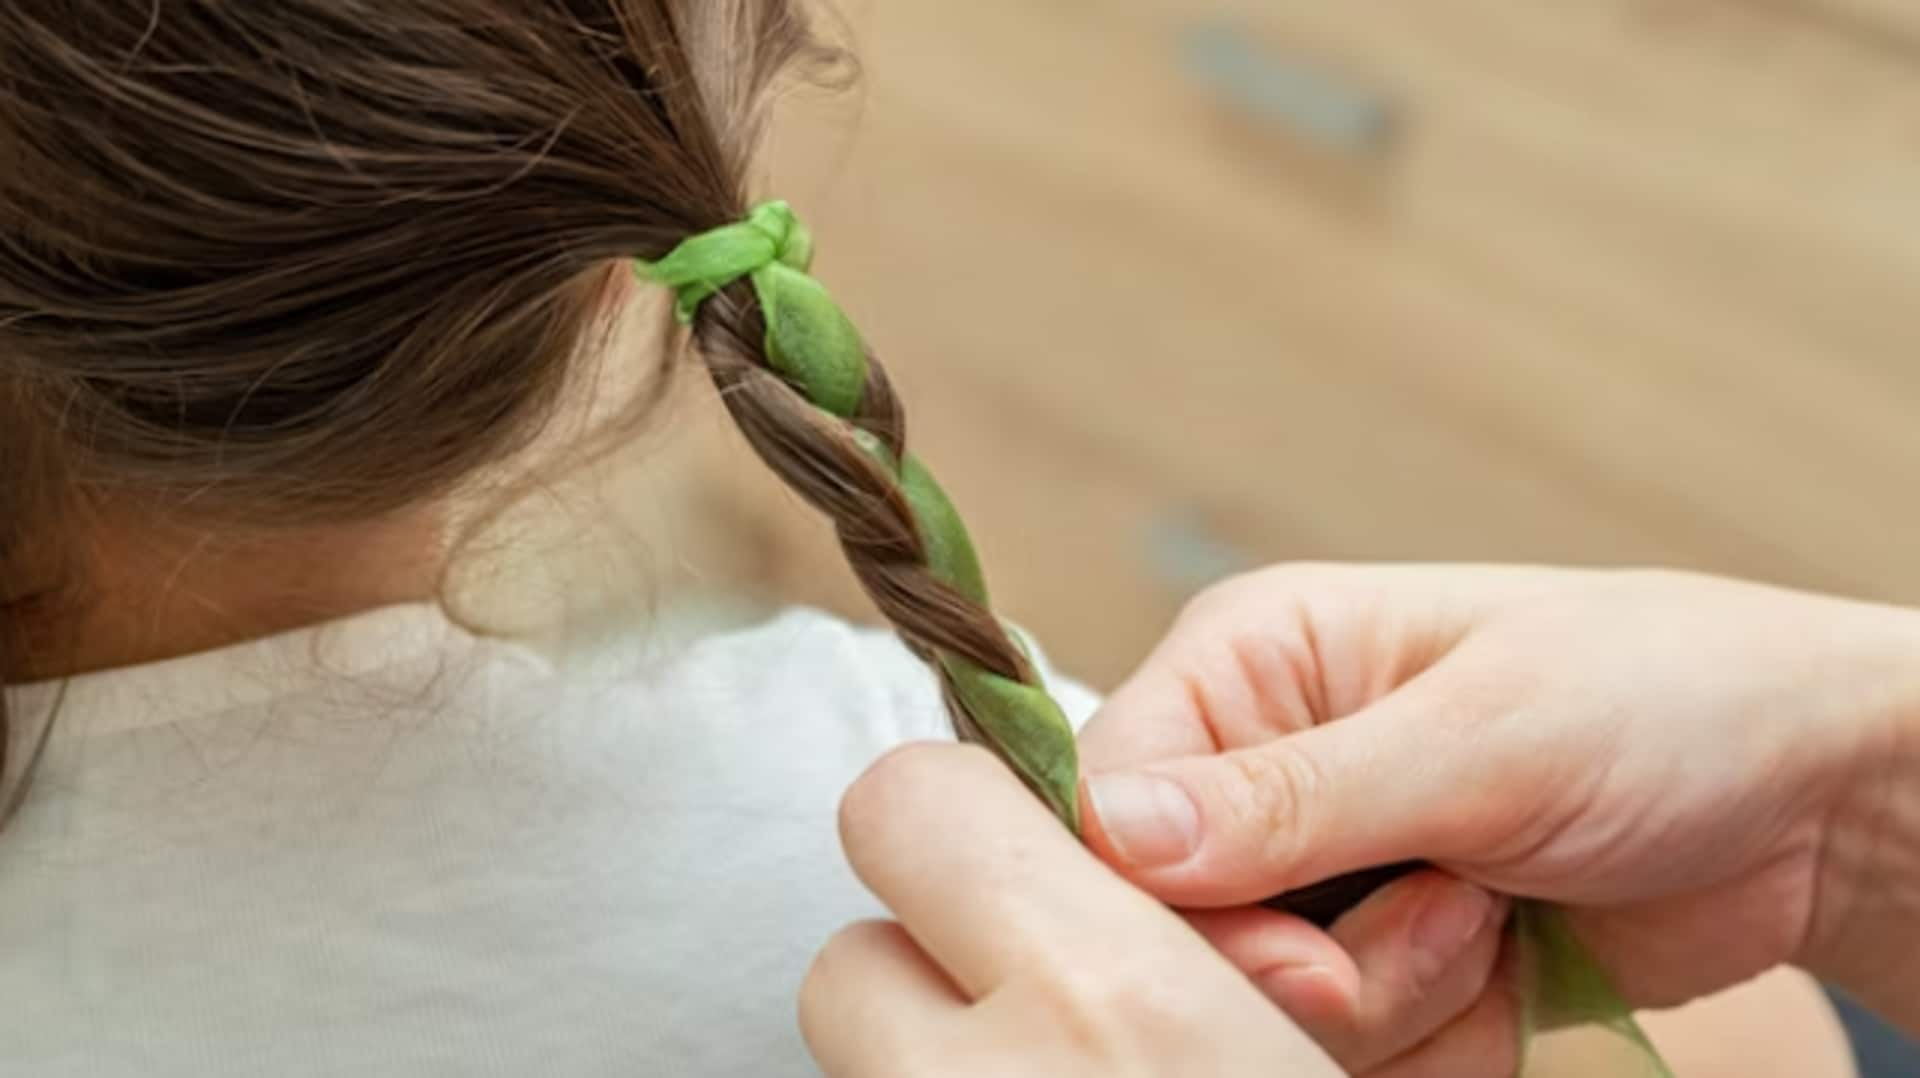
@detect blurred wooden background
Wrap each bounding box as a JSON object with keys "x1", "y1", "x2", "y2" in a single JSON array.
[{"x1": 607, "y1": 0, "x2": 1920, "y2": 690}]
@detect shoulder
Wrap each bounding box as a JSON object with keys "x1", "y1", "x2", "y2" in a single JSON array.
[
  {"x1": 633, "y1": 607, "x2": 1103, "y2": 744},
  {"x1": 668, "y1": 607, "x2": 1105, "y2": 730}
]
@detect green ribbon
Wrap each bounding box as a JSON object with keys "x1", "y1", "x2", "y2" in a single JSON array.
[
  {"x1": 639, "y1": 203, "x2": 1666, "y2": 1074},
  {"x1": 853, "y1": 430, "x2": 1083, "y2": 832},
  {"x1": 637, "y1": 201, "x2": 867, "y2": 418},
  {"x1": 1517, "y1": 904, "x2": 1674, "y2": 1076}
]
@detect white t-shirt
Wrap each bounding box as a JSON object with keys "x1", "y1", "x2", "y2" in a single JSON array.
[{"x1": 0, "y1": 605, "x2": 1099, "y2": 1076}]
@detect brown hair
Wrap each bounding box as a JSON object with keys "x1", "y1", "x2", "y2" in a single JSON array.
[{"x1": 0, "y1": 4, "x2": 1033, "y2": 811}]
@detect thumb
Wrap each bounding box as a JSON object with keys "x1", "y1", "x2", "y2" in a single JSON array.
[{"x1": 1081, "y1": 675, "x2": 1490, "y2": 909}]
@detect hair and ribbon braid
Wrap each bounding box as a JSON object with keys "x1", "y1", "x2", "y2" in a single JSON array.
[
  {"x1": 638, "y1": 205, "x2": 1676, "y2": 1077},
  {"x1": 637, "y1": 201, "x2": 1083, "y2": 833}
]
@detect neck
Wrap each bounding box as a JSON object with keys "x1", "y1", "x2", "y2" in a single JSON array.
[{"x1": 8, "y1": 507, "x2": 449, "y2": 682}]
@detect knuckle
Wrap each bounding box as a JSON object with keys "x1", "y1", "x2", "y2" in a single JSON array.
[
  {"x1": 800, "y1": 921, "x2": 952, "y2": 1077},
  {"x1": 1176, "y1": 575, "x2": 1250, "y2": 626},
  {"x1": 799, "y1": 920, "x2": 895, "y2": 1028},
  {"x1": 1217, "y1": 743, "x2": 1325, "y2": 870},
  {"x1": 1173, "y1": 562, "x2": 1340, "y2": 646},
  {"x1": 800, "y1": 920, "x2": 865, "y2": 997},
  {"x1": 839, "y1": 743, "x2": 991, "y2": 867},
  {"x1": 822, "y1": 918, "x2": 900, "y2": 966},
  {"x1": 796, "y1": 942, "x2": 837, "y2": 1041},
  {"x1": 1029, "y1": 951, "x2": 1203, "y2": 1059},
  {"x1": 1035, "y1": 979, "x2": 1148, "y2": 1062},
  {"x1": 1179, "y1": 564, "x2": 1309, "y2": 625}
]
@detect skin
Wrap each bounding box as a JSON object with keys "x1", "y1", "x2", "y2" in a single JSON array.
[
  {"x1": 1077, "y1": 566, "x2": 1920, "y2": 1034},
  {"x1": 809, "y1": 565, "x2": 1917, "y2": 1074},
  {"x1": 8, "y1": 261, "x2": 636, "y2": 683},
  {"x1": 806, "y1": 749, "x2": 1508, "y2": 1076},
  {"x1": 9, "y1": 507, "x2": 447, "y2": 681},
  {"x1": 802, "y1": 743, "x2": 1352, "y2": 1078}
]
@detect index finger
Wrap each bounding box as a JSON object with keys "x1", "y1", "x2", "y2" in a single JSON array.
[
  {"x1": 1081, "y1": 563, "x2": 1532, "y2": 774},
  {"x1": 1079, "y1": 570, "x2": 1327, "y2": 775},
  {"x1": 837, "y1": 743, "x2": 1204, "y2": 998}
]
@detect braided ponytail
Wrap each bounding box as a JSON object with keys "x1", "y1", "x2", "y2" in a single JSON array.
[
  {"x1": 648, "y1": 207, "x2": 1082, "y2": 828},
  {"x1": 610, "y1": 6, "x2": 1081, "y2": 830}
]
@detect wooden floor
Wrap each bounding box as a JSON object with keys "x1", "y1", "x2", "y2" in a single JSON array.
[{"x1": 601, "y1": 0, "x2": 1920, "y2": 688}]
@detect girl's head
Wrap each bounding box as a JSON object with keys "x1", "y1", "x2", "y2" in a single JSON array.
[
  {"x1": 1, "y1": 0, "x2": 828, "y2": 530},
  {"x1": 0, "y1": 3, "x2": 976, "y2": 798}
]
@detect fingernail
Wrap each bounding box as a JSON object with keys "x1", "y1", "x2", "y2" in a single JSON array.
[
  {"x1": 1086, "y1": 772, "x2": 1202, "y2": 868},
  {"x1": 1410, "y1": 883, "x2": 1495, "y2": 984}
]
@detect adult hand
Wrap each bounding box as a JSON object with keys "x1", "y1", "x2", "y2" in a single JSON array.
[
  {"x1": 801, "y1": 743, "x2": 1503, "y2": 1077},
  {"x1": 1079, "y1": 564, "x2": 1920, "y2": 1053}
]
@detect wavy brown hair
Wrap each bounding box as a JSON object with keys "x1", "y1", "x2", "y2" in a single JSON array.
[{"x1": 0, "y1": 3, "x2": 1034, "y2": 812}]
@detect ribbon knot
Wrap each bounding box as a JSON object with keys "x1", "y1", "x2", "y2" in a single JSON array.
[{"x1": 637, "y1": 200, "x2": 865, "y2": 418}]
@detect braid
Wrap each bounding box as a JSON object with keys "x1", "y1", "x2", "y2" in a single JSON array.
[
  {"x1": 639, "y1": 203, "x2": 1079, "y2": 830},
  {"x1": 697, "y1": 289, "x2": 1032, "y2": 681},
  {"x1": 581, "y1": 0, "x2": 1077, "y2": 824}
]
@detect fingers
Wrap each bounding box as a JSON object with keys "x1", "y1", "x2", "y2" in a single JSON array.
[
  {"x1": 1082, "y1": 676, "x2": 1485, "y2": 907},
  {"x1": 799, "y1": 920, "x2": 965, "y2": 1078},
  {"x1": 1327, "y1": 873, "x2": 1508, "y2": 1070},
  {"x1": 1078, "y1": 565, "x2": 1537, "y2": 908},
  {"x1": 1190, "y1": 872, "x2": 1508, "y2": 1073},
  {"x1": 1367, "y1": 946, "x2": 1523, "y2": 1078},
  {"x1": 1080, "y1": 563, "x2": 1529, "y2": 775},
  {"x1": 1182, "y1": 907, "x2": 1362, "y2": 1040},
  {"x1": 1079, "y1": 661, "x2": 1220, "y2": 774},
  {"x1": 1078, "y1": 569, "x2": 1332, "y2": 774},
  {"x1": 837, "y1": 742, "x2": 1197, "y2": 998}
]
